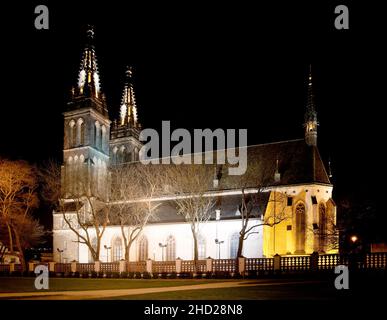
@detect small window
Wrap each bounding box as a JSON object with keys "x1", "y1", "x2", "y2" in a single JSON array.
[
  {"x1": 287, "y1": 225, "x2": 292, "y2": 231},
  {"x1": 311, "y1": 196, "x2": 318, "y2": 204},
  {"x1": 287, "y1": 197, "x2": 293, "y2": 206},
  {"x1": 313, "y1": 223, "x2": 319, "y2": 230}
]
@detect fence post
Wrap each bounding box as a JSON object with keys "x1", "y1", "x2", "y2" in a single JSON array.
[
  {"x1": 28, "y1": 262, "x2": 35, "y2": 272},
  {"x1": 9, "y1": 263, "x2": 15, "y2": 273},
  {"x1": 119, "y1": 260, "x2": 126, "y2": 273},
  {"x1": 175, "y1": 258, "x2": 182, "y2": 274},
  {"x1": 273, "y1": 254, "x2": 281, "y2": 273},
  {"x1": 146, "y1": 259, "x2": 153, "y2": 274},
  {"x1": 71, "y1": 261, "x2": 77, "y2": 273},
  {"x1": 310, "y1": 251, "x2": 319, "y2": 272},
  {"x1": 238, "y1": 257, "x2": 246, "y2": 276},
  {"x1": 206, "y1": 257, "x2": 213, "y2": 273},
  {"x1": 49, "y1": 261, "x2": 56, "y2": 273},
  {"x1": 95, "y1": 261, "x2": 101, "y2": 273}
]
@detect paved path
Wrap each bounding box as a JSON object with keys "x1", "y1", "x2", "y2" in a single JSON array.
[{"x1": 0, "y1": 280, "x2": 323, "y2": 300}]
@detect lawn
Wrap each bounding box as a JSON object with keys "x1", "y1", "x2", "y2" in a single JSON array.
[
  {"x1": 0, "y1": 277, "x2": 226, "y2": 293},
  {"x1": 99, "y1": 281, "x2": 347, "y2": 300}
]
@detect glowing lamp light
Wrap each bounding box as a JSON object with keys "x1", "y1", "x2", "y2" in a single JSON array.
[{"x1": 350, "y1": 235, "x2": 358, "y2": 243}]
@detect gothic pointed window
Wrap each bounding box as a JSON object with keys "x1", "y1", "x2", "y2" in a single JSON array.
[
  {"x1": 112, "y1": 237, "x2": 123, "y2": 261},
  {"x1": 138, "y1": 236, "x2": 148, "y2": 261},
  {"x1": 101, "y1": 125, "x2": 106, "y2": 151},
  {"x1": 69, "y1": 120, "x2": 76, "y2": 147},
  {"x1": 94, "y1": 121, "x2": 100, "y2": 149},
  {"x1": 319, "y1": 203, "x2": 327, "y2": 252},
  {"x1": 295, "y1": 202, "x2": 306, "y2": 253},
  {"x1": 165, "y1": 235, "x2": 176, "y2": 261},
  {"x1": 230, "y1": 232, "x2": 239, "y2": 259},
  {"x1": 76, "y1": 118, "x2": 84, "y2": 146}
]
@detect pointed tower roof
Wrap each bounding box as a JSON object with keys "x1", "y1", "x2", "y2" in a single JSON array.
[
  {"x1": 304, "y1": 65, "x2": 318, "y2": 146},
  {"x1": 119, "y1": 66, "x2": 139, "y2": 128},
  {"x1": 305, "y1": 65, "x2": 318, "y2": 123},
  {"x1": 68, "y1": 25, "x2": 108, "y2": 116}
]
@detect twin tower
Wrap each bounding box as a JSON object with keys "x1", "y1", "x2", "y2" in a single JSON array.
[
  {"x1": 62, "y1": 26, "x2": 142, "y2": 199},
  {"x1": 61, "y1": 26, "x2": 319, "y2": 199}
]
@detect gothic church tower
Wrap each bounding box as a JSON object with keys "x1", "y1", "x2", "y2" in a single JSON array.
[
  {"x1": 62, "y1": 26, "x2": 110, "y2": 199},
  {"x1": 110, "y1": 66, "x2": 142, "y2": 165}
]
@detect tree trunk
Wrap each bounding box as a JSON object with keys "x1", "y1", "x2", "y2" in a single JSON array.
[
  {"x1": 237, "y1": 231, "x2": 245, "y2": 258},
  {"x1": 191, "y1": 228, "x2": 198, "y2": 273},
  {"x1": 13, "y1": 228, "x2": 26, "y2": 272},
  {"x1": 7, "y1": 222, "x2": 14, "y2": 254}
]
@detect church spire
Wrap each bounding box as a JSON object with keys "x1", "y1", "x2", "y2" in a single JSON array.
[
  {"x1": 69, "y1": 25, "x2": 108, "y2": 116},
  {"x1": 77, "y1": 25, "x2": 101, "y2": 98},
  {"x1": 119, "y1": 66, "x2": 139, "y2": 127},
  {"x1": 304, "y1": 65, "x2": 318, "y2": 146}
]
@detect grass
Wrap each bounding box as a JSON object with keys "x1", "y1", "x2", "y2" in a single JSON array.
[
  {"x1": 99, "y1": 281, "x2": 345, "y2": 300},
  {"x1": 0, "y1": 277, "x2": 226, "y2": 293}
]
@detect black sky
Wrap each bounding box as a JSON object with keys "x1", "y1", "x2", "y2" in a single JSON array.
[{"x1": 1, "y1": 1, "x2": 384, "y2": 208}]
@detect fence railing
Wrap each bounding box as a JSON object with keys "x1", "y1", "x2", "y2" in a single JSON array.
[
  {"x1": 181, "y1": 260, "x2": 207, "y2": 273},
  {"x1": 127, "y1": 261, "x2": 146, "y2": 273},
  {"x1": 100, "y1": 262, "x2": 119, "y2": 273},
  {"x1": 213, "y1": 259, "x2": 236, "y2": 273},
  {"x1": 153, "y1": 261, "x2": 176, "y2": 273},
  {"x1": 281, "y1": 255, "x2": 310, "y2": 271},
  {"x1": 0, "y1": 264, "x2": 10, "y2": 273},
  {"x1": 54, "y1": 263, "x2": 71, "y2": 273},
  {"x1": 76, "y1": 262, "x2": 95, "y2": 273},
  {"x1": 246, "y1": 258, "x2": 274, "y2": 271},
  {"x1": 1, "y1": 252, "x2": 386, "y2": 276}
]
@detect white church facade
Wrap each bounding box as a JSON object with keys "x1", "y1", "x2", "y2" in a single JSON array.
[{"x1": 53, "y1": 27, "x2": 336, "y2": 263}]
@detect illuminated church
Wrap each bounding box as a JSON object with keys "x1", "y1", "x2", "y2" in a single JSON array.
[{"x1": 53, "y1": 27, "x2": 337, "y2": 263}]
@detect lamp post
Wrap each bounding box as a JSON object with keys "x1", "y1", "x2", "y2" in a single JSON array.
[
  {"x1": 159, "y1": 243, "x2": 167, "y2": 261},
  {"x1": 57, "y1": 248, "x2": 64, "y2": 263},
  {"x1": 214, "y1": 239, "x2": 224, "y2": 259},
  {"x1": 104, "y1": 245, "x2": 111, "y2": 262}
]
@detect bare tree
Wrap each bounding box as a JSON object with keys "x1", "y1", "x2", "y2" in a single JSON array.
[
  {"x1": 311, "y1": 214, "x2": 339, "y2": 252},
  {"x1": 235, "y1": 162, "x2": 288, "y2": 258},
  {"x1": 0, "y1": 159, "x2": 41, "y2": 270},
  {"x1": 164, "y1": 164, "x2": 216, "y2": 265},
  {"x1": 40, "y1": 160, "x2": 110, "y2": 262},
  {"x1": 109, "y1": 163, "x2": 162, "y2": 262}
]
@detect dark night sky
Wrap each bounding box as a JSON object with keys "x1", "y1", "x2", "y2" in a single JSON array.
[{"x1": 0, "y1": 2, "x2": 384, "y2": 218}]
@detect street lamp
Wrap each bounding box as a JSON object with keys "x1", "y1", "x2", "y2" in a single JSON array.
[
  {"x1": 351, "y1": 235, "x2": 358, "y2": 243},
  {"x1": 159, "y1": 243, "x2": 167, "y2": 261},
  {"x1": 214, "y1": 239, "x2": 224, "y2": 259},
  {"x1": 57, "y1": 248, "x2": 64, "y2": 263},
  {"x1": 104, "y1": 245, "x2": 111, "y2": 262}
]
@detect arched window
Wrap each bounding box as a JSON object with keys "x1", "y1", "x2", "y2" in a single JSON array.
[
  {"x1": 165, "y1": 235, "x2": 176, "y2": 261},
  {"x1": 138, "y1": 236, "x2": 148, "y2": 261},
  {"x1": 101, "y1": 125, "x2": 106, "y2": 151},
  {"x1": 230, "y1": 232, "x2": 239, "y2": 259},
  {"x1": 75, "y1": 118, "x2": 84, "y2": 146},
  {"x1": 112, "y1": 146, "x2": 118, "y2": 165},
  {"x1": 80, "y1": 121, "x2": 85, "y2": 145},
  {"x1": 69, "y1": 120, "x2": 76, "y2": 147},
  {"x1": 295, "y1": 202, "x2": 306, "y2": 253},
  {"x1": 88, "y1": 237, "x2": 98, "y2": 263},
  {"x1": 112, "y1": 237, "x2": 123, "y2": 261},
  {"x1": 319, "y1": 203, "x2": 327, "y2": 252},
  {"x1": 94, "y1": 121, "x2": 100, "y2": 149},
  {"x1": 197, "y1": 234, "x2": 206, "y2": 259}
]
